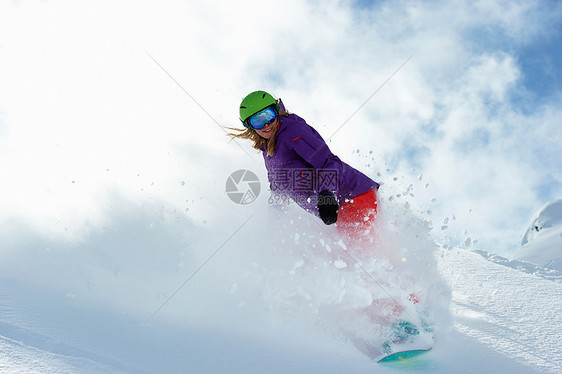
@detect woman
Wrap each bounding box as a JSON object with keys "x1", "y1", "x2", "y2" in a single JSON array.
[
  {"x1": 231, "y1": 92, "x2": 427, "y2": 359},
  {"x1": 231, "y1": 90, "x2": 381, "y2": 248}
]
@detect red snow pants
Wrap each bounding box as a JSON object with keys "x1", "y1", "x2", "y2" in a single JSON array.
[{"x1": 336, "y1": 188, "x2": 379, "y2": 252}]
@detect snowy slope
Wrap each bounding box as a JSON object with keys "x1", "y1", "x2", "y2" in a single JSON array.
[
  {"x1": 440, "y1": 248, "x2": 562, "y2": 373},
  {"x1": 1, "y1": 200, "x2": 561, "y2": 373},
  {"x1": 1, "y1": 249, "x2": 559, "y2": 373}
]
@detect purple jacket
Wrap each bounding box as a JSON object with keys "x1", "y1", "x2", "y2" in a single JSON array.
[{"x1": 263, "y1": 113, "x2": 379, "y2": 216}]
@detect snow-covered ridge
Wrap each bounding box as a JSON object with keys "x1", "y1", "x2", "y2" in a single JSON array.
[
  {"x1": 520, "y1": 200, "x2": 562, "y2": 246},
  {"x1": 514, "y1": 199, "x2": 562, "y2": 272},
  {"x1": 470, "y1": 249, "x2": 562, "y2": 283}
]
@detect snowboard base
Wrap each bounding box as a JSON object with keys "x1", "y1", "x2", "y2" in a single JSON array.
[{"x1": 377, "y1": 347, "x2": 432, "y2": 363}]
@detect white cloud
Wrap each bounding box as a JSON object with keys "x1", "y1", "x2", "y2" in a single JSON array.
[{"x1": 0, "y1": 0, "x2": 560, "y2": 254}]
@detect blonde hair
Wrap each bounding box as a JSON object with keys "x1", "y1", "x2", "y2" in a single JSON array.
[{"x1": 227, "y1": 99, "x2": 289, "y2": 156}]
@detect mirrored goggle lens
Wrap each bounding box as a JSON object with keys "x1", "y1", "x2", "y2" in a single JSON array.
[{"x1": 249, "y1": 107, "x2": 277, "y2": 130}]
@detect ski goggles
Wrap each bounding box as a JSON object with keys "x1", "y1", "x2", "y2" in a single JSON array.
[{"x1": 244, "y1": 107, "x2": 278, "y2": 130}]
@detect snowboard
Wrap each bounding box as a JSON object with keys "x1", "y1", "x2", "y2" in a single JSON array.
[
  {"x1": 377, "y1": 347, "x2": 432, "y2": 363},
  {"x1": 375, "y1": 321, "x2": 433, "y2": 363}
]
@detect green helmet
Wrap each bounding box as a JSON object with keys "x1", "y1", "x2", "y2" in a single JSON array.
[{"x1": 239, "y1": 91, "x2": 278, "y2": 123}]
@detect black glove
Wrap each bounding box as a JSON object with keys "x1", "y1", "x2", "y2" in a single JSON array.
[{"x1": 317, "y1": 190, "x2": 338, "y2": 225}]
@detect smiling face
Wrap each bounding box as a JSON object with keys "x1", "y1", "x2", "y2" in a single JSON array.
[{"x1": 255, "y1": 116, "x2": 279, "y2": 139}]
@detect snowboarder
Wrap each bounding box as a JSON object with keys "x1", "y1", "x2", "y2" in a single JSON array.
[
  {"x1": 230, "y1": 91, "x2": 381, "y2": 250},
  {"x1": 230, "y1": 91, "x2": 433, "y2": 362}
]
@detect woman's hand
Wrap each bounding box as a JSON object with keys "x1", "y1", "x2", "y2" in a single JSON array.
[{"x1": 318, "y1": 190, "x2": 339, "y2": 225}]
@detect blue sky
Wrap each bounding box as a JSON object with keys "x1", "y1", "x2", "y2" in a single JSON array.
[
  {"x1": 464, "y1": 2, "x2": 562, "y2": 104},
  {"x1": 518, "y1": 33, "x2": 562, "y2": 101},
  {"x1": 0, "y1": 0, "x2": 560, "y2": 256}
]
